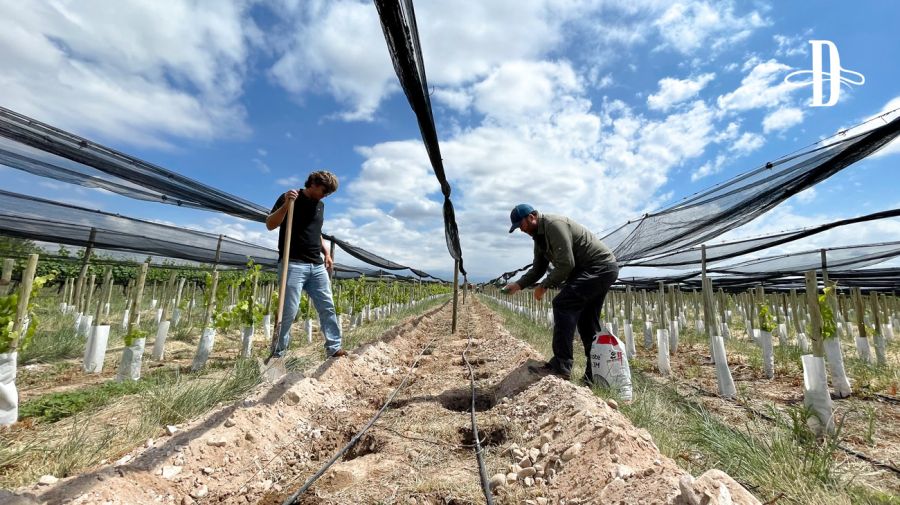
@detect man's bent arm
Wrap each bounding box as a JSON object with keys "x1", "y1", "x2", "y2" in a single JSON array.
[{"x1": 266, "y1": 203, "x2": 288, "y2": 230}]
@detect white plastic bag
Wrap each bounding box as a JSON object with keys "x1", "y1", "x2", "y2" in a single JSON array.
[
  {"x1": 78, "y1": 314, "x2": 94, "y2": 337},
  {"x1": 854, "y1": 336, "x2": 872, "y2": 364},
  {"x1": 241, "y1": 326, "x2": 254, "y2": 358},
  {"x1": 712, "y1": 336, "x2": 736, "y2": 398},
  {"x1": 121, "y1": 308, "x2": 130, "y2": 329},
  {"x1": 192, "y1": 328, "x2": 216, "y2": 371},
  {"x1": 154, "y1": 308, "x2": 163, "y2": 325},
  {"x1": 152, "y1": 321, "x2": 170, "y2": 361},
  {"x1": 83, "y1": 325, "x2": 110, "y2": 373},
  {"x1": 824, "y1": 336, "x2": 852, "y2": 398},
  {"x1": 776, "y1": 323, "x2": 788, "y2": 348},
  {"x1": 801, "y1": 355, "x2": 835, "y2": 436},
  {"x1": 882, "y1": 323, "x2": 894, "y2": 341},
  {"x1": 589, "y1": 331, "x2": 633, "y2": 401},
  {"x1": 758, "y1": 330, "x2": 774, "y2": 379},
  {"x1": 656, "y1": 329, "x2": 671, "y2": 375},
  {"x1": 263, "y1": 314, "x2": 272, "y2": 342},
  {"x1": 668, "y1": 320, "x2": 679, "y2": 354},
  {"x1": 624, "y1": 323, "x2": 636, "y2": 358},
  {"x1": 117, "y1": 338, "x2": 145, "y2": 381},
  {"x1": 0, "y1": 352, "x2": 17, "y2": 426},
  {"x1": 643, "y1": 321, "x2": 653, "y2": 348},
  {"x1": 797, "y1": 332, "x2": 810, "y2": 353},
  {"x1": 305, "y1": 319, "x2": 313, "y2": 344}
]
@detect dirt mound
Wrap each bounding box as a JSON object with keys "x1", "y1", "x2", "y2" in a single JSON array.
[{"x1": 11, "y1": 300, "x2": 759, "y2": 505}]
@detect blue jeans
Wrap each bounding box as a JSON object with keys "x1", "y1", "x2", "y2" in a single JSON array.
[{"x1": 272, "y1": 262, "x2": 342, "y2": 357}]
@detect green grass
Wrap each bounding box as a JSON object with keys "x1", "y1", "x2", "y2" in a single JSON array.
[
  {"x1": 19, "y1": 325, "x2": 85, "y2": 364},
  {"x1": 0, "y1": 358, "x2": 264, "y2": 488},
  {"x1": 480, "y1": 294, "x2": 899, "y2": 505}
]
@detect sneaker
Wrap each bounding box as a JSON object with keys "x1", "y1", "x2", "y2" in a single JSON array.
[{"x1": 329, "y1": 349, "x2": 348, "y2": 358}]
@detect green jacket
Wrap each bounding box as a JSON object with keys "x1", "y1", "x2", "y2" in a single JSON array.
[{"x1": 516, "y1": 213, "x2": 617, "y2": 289}]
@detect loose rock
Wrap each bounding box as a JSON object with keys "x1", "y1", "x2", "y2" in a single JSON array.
[
  {"x1": 489, "y1": 473, "x2": 506, "y2": 491},
  {"x1": 561, "y1": 442, "x2": 582, "y2": 462},
  {"x1": 38, "y1": 475, "x2": 58, "y2": 486},
  {"x1": 161, "y1": 466, "x2": 182, "y2": 479}
]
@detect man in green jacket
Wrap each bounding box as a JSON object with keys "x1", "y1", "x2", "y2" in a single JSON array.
[{"x1": 503, "y1": 204, "x2": 619, "y2": 384}]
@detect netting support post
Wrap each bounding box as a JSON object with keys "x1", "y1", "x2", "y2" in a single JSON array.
[
  {"x1": 701, "y1": 245, "x2": 716, "y2": 351},
  {"x1": 94, "y1": 268, "x2": 113, "y2": 325},
  {"x1": 804, "y1": 270, "x2": 825, "y2": 357},
  {"x1": 462, "y1": 275, "x2": 468, "y2": 305},
  {"x1": 657, "y1": 281, "x2": 666, "y2": 329},
  {"x1": 452, "y1": 259, "x2": 460, "y2": 334},
  {"x1": 126, "y1": 262, "x2": 149, "y2": 339},
  {"x1": 0, "y1": 258, "x2": 13, "y2": 296},
  {"x1": 74, "y1": 227, "x2": 97, "y2": 314},
  {"x1": 10, "y1": 254, "x2": 39, "y2": 353},
  {"x1": 214, "y1": 234, "x2": 224, "y2": 272}
]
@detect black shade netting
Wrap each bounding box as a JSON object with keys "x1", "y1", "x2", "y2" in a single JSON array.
[
  {"x1": 629, "y1": 208, "x2": 900, "y2": 268},
  {"x1": 713, "y1": 241, "x2": 900, "y2": 275},
  {"x1": 602, "y1": 111, "x2": 900, "y2": 263},
  {"x1": 323, "y1": 233, "x2": 442, "y2": 281},
  {"x1": 0, "y1": 190, "x2": 441, "y2": 281},
  {"x1": 374, "y1": 0, "x2": 466, "y2": 275},
  {"x1": 0, "y1": 189, "x2": 279, "y2": 268},
  {"x1": 0, "y1": 107, "x2": 270, "y2": 223}
]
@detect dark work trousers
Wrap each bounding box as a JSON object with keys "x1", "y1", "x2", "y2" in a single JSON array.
[{"x1": 548, "y1": 267, "x2": 619, "y2": 379}]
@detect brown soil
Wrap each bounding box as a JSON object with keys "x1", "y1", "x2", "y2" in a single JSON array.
[{"x1": 11, "y1": 300, "x2": 757, "y2": 505}]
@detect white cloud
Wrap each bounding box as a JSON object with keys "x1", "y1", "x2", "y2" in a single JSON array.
[
  {"x1": 0, "y1": 1, "x2": 254, "y2": 148},
  {"x1": 730, "y1": 132, "x2": 764, "y2": 155},
  {"x1": 654, "y1": 2, "x2": 768, "y2": 54},
  {"x1": 252, "y1": 158, "x2": 271, "y2": 174},
  {"x1": 472, "y1": 60, "x2": 582, "y2": 122},
  {"x1": 717, "y1": 59, "x2": 799, "y2": 112},
  {"x1": 762, "y1": 107, "x2": 804, "y2": 133},
  {"x1": 331, "y1": 71, "x2": 720, "y2": 278},
  {"x1": 773, "y1": 34, "x2": 809, "y2": 58},
  {"x1": 276, "y1": 175, "x2": 302, "y2": 187},
  {"x1": 691, "y1": 154, "x2": 727, "y2": 182},
  {"x1": 647, "y1": 73, "x2": 715, "y2": 111},
  {"x1": 267, "y1": 0, "x2": 595, "y2": 122},
  {"x1": 795, "y1": 187, "x2": 816, "y2": 204},
  {"x1": 433, "y1": 88, "x2": 473, "y2": 113}
]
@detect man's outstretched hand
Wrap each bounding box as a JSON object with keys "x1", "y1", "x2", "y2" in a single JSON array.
[{"x1": 501, "y1": 282, "x2": 521, "y2": 295}]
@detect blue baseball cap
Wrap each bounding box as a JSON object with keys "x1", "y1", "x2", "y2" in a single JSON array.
[{"x1": 508, "y1": 203, "x2": 535, "y2": 233}]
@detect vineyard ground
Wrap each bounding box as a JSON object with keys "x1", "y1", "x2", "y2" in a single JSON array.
[
  {"x1": 482, "y1": 296, "x2": 899, "y2": 504},
  {"x1": 1, "y1": 295, "x2": 447, "y2": 492},
  {"x1": 9, "y1": 297, "x2": 761, "y2": 505}
]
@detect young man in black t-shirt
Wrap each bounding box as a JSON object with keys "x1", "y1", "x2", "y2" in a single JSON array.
[{"x1": 266, "y1": 171, "x2": 345, "y2": 358}]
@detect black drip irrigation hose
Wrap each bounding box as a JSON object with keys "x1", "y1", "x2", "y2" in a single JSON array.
[
  {"x1": 873, "y1": 393, "x2": 900, "y2": 405},
  {"x1": 280, "y1": 318, "x2": 443, "y2": 504},
  {"x1": 678, "y1": 380, "x2": 900, "y2": 477},
  {"x1": 461, "y1": 303, "x2": 495, "y2": 505}
]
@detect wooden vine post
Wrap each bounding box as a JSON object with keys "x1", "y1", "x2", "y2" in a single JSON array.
[
  {"x1": 451, "y1": 259, "x2": 460, "y2": 334},
  {"x1": 94, "y1": 268, "x2": 113, "y2": 325},
  {"x1": 804, "y1": 271, "x2": 825, "y2": 357},
  {"x1": 125, "y1": 263, "x2": 150, "y2": 338},
  {"x1": 0, "y1": 258, "x2": 13, "y2": 296},
  {"x1": 9, "y1": 254, "x2": 39, "y2": 353}
]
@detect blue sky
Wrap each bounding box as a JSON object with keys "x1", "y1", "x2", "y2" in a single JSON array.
[{"x1": 1, "y1": 0, "x2": 899, "y2": 281}]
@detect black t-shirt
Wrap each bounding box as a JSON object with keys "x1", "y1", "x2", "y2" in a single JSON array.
[{"x1": 271, "y1": 191, "x2": 324, "y2": 264}]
